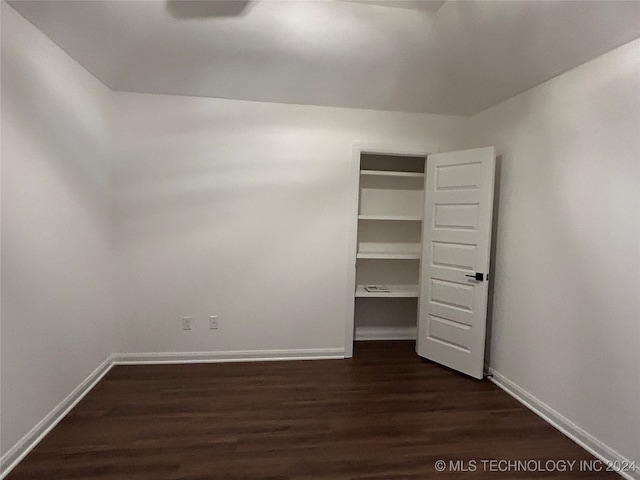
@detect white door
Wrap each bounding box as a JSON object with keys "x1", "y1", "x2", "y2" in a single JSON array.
[{"x1": 417, "y1": 147, "x2": 496, "y2": 379}]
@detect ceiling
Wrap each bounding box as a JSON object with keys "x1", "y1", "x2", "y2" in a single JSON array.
[{"x1": 7, "y1": 0, "x2": 640, "y2": 115}]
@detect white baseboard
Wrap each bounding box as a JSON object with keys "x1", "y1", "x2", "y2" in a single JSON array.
[
  {"x1": 488, "y1": 368, "x2": 639, "y2": 480},
  {"x1": 112, "y1": 348, "x2": 345, "y2": 364},
  {"x1": 355, "y1": 326, "x2": 416, "y2": 341},
  {"x1": 0, "y1": 357, "x2": 114, "y2": 479}
]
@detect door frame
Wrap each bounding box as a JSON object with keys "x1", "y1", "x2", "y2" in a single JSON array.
[{"x1": 344, "y1": 142, "x2": 438, "y2": 358}]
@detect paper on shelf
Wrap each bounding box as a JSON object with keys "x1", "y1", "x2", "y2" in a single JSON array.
[{"x1": 364, "y1": 285, "x2": 391, "y2": 292}]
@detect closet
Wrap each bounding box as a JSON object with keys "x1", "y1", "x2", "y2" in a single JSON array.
[
  {"x1": 353, "y1": 153, "x2": 426, "y2": 341},
  {"x1": 347, "y1": 146, "x2": 497, "y2": 380}
]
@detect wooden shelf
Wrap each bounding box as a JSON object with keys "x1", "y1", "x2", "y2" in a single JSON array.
[
  {"x1": 357, "y1": 252, "x2": 420, "y2": 260},
  {"x1": 355, "y1": 285, "x2": 419, "y2": 298},
  {"x1": 357, "y1": 242, "x2": 421, "y2": 260},
  {"x1": 358, "y1": 215, "x2": 422, "y2": 222},
  {"x1": 360, "y1": 170, "x2": 424, "y2": 178}
]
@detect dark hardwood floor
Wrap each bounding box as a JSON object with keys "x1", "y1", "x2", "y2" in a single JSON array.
[{"x1": 7, "y1": 341, "x2": 616, "y2": 479}]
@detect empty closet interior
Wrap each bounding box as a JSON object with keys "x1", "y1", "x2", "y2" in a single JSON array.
[{"x1": 354, "y1": 153, "x2": 426, "y2": 341}]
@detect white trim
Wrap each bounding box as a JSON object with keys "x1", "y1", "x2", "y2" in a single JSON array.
[
  {"x1": 345, "y1": 142, "x2": 437, "y2": 358},
  {"x1": 112, "y1": 348, "x2": 345, "y2": 365},
  {"x1": 488, "y1": 368, "x2": 639, "y2": 480},
  {"x1": 0, "y1": 357, "x2": 114, "y2": 479},
  {"x1": 355, "y1": 326, "x2": 417, "y2": 341}
]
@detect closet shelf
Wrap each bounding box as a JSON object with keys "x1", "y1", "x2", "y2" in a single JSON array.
[
  {"x1": 356, "y1": 252, "x2": 420, "y2": 260},
  {"x1": 360, "y1": 170, "x2": 424, "y2": 178},
  {"x1": 358, "y1": 215, "x2": 422, "y2": 222},
  {"x1": 355, "y1": 285, "x2": 419, "y2": 298}
]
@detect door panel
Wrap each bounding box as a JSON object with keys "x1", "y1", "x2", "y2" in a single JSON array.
[
  {"x1": 431, "y1": 242, "x2": 476, "y2": 271},
  {"x1": 433, "y1": 203, "x2": 479, "y2": 230},
  {"x1": 417, "y1": 147, "x2": 496, "y2": 379}
]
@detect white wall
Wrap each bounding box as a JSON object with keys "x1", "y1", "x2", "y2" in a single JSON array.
[
  {"x1": 1, "y1": 3, "x2": 115, "y2": 456},
  {"x1": 111, "y1": 93, "x2": 462, "y2": 354},
  {"x1": 454, "y1": 39, "x2": 640, "y2": 465}
]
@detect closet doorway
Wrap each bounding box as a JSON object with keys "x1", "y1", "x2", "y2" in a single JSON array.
[{"x1": 345, "y1": 144, "x2": 496, "y2": 379}]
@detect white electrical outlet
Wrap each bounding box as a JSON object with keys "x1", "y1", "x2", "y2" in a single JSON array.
[
  {"x1": 209, "y1": 315, "x2": 219, "y2": 330},
  {"x1": 182, "y1": 317, "x2": 192, "y2": 330}
]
